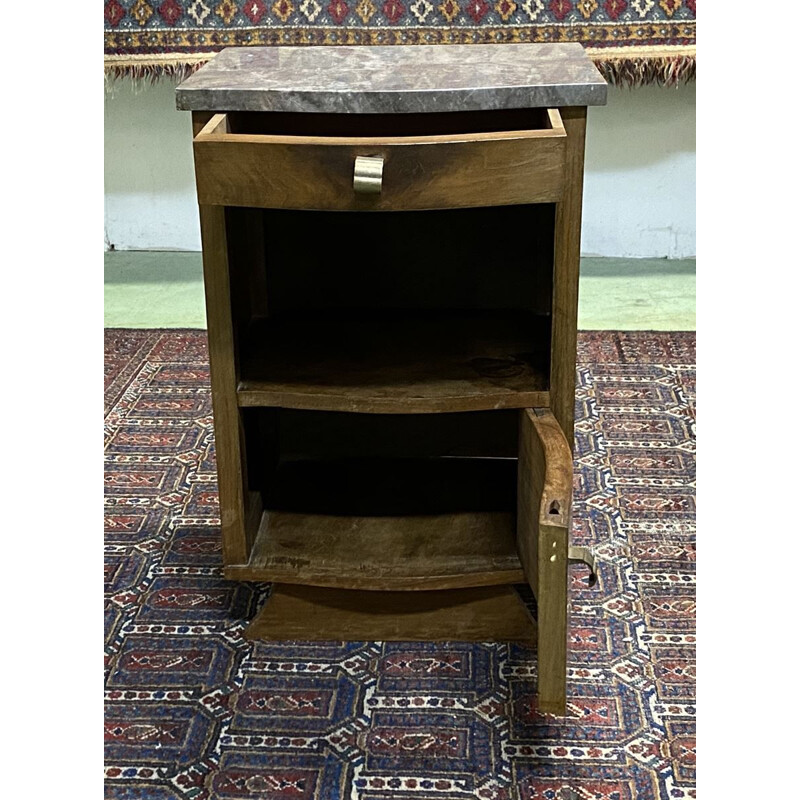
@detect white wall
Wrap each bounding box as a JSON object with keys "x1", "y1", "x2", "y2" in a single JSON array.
[
  {"x1": 583, "y1": 82, "x2": 695, "y2": 258},
  {"x1": 105, "y1": 78, "x2": 201, "y2": 251},
  {"x1": 104, "y1": 77, "x2": 695, "y2": 258}
]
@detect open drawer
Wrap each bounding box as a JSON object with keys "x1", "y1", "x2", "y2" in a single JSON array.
[{"x1": 192, "y1": 109, "x2": 567, "y2": 211}]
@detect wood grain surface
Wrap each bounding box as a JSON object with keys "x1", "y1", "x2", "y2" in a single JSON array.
[
  {"x1": 245, "y1": 584, "x2": 537, "y2": 642},
  {"x1": 197, "y1": 203, "x2": 261, "y2": 565},
  {"x1": 237, "y1": 312, "x2": 550, "y2": 413},
  {"x1": 517, "y1": 407, "x2": 573, "y2": 715},
  {"x1": 193, "y1": 111, "x2": 566, "y2": 210},
  {"x1": 550, "y1": 106, "x2": 587, "y2": 450},
  {"x1": 226, "y1": 510, "x2": 523, "y2": 589}
]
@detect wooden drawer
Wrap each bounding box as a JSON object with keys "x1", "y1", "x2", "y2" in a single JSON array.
[{"x1": 193, "y1": 111, "x2": 567, "y2": 211}]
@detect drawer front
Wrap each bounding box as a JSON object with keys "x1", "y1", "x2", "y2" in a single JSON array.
[{"x1": 193, "y1": 112, "x2": 567, "y2": 211}]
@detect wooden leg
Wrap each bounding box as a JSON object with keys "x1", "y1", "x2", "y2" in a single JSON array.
[
  {"x1": 193, "y1": 112, "x2": 263, "y2": 567},
  {"x1": 198, "y1": 204, "x2": 261, "y2": 565}
]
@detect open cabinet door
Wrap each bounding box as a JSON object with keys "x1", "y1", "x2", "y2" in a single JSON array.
[{"x1": 517, "y1": 408, "x2": 573, "y2": 715}]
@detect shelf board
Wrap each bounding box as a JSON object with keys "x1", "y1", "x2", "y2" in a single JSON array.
[
  {"x1": 237, "y1": 311, "x2": 550, "y2": 414},
  {"x1": 225, "y1": 509, "x2": 523, "y2": 589},
  {"x1": 224, "y1": 456, "x2": 524, "y2": 590}
]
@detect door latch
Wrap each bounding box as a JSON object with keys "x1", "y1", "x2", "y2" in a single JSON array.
[{"x1": 568, "y1": 546, "x2": 597, "y2": 587}]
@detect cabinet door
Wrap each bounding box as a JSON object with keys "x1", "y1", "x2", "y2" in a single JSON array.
[{"x1": 517, "y1": 408, "x2": 573, "y2": 715}]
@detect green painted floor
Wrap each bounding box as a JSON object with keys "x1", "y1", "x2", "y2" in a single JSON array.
[
  {"x1": 579, "y1": 257, "x2": 695, "y2": 330},
  {"x1": 104, "y1": 251, "x2": 695, "y2": 330}
]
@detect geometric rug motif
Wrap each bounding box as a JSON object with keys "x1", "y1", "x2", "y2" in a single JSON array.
[
  {"x1": 104, "y1": 329, "x2": 696, "y2": 800},
  {"x1": 104, "y1": 4, "x2": 696, "y2": 86}
]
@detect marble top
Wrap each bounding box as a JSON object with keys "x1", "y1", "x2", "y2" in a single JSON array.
[{"x1": 176, "y1": 44, "x2": 607, "y2": 114}]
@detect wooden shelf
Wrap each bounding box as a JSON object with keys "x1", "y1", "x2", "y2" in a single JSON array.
[
  {"x1": 225, "y1": 510, "x2": 523, "y2": 589},
  {"x1": 237, "y1": 311, "x2": 550, "y2": 413},
  {"x1": 224, "y1": 456, "x2": 525, "y2": 590}
]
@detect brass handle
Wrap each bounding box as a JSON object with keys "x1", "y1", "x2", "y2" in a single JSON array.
[
  {"x1": 353, "y1": 155, "x2": 383, "y2": 194},
  {"x1": 568, "y1": 546, "x2": 597, "y2": 587}
]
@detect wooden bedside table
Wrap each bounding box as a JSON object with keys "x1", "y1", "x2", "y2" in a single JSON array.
[{"x1": 177, "y1": 44, "x2": 607, "y2": 715}]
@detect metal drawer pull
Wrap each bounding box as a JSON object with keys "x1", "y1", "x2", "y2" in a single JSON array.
[
  {"x1": 353, "y1": 155, "x2": 384, "y2": 194},
  {"x1": 568, "y1": 546, "x2": 597, "y2": 587}
]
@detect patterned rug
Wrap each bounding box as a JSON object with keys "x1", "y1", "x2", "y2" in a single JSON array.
[
  {"x1": 104, "y1": 329, "x2": 696, "y2": 800},
  {"x1": 103, "y1": 2, "x2": 696, "y2": 86}
]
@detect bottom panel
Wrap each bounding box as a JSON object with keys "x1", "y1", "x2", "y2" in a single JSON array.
[{"x1": 246, "y1": 584, "x2": 537, "y2": 642}]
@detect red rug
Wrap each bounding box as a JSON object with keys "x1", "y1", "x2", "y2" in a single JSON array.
[
  {"x1": 104, "y1": 329, "x2": 696, "y2": 800},
  {"x1": 103, "y1": 3, "x2": 696, "y2": 86}
]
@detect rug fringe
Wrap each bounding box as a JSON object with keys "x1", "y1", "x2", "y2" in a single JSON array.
[
  {"x1": 105, "y1": 60, "x2": 206, "y2": 89},
  {"x1": 593, "y1": 54, "x2": 695, "y2": 88},
  {"x1": 104, "y1": 52, "x2": 695, "y2": 89}
]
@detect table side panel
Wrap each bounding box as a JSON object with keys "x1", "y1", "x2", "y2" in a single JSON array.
[{"x1": 550, "y1": 106, "x2": 587, "y2": 450}]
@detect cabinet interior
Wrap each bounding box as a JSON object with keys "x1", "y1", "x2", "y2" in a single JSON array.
[
  {"x1": 228, "y1": 204, "x2": 555, "y2": 411},
  {"x1": 226, "y1": 107, "x2": 553, "y2": 137},
  {"x1": 222, "y1": 202, "x2": 556, "y2": 574}
]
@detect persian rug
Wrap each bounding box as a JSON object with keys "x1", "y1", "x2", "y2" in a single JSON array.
[
  {"x1": 103, "y1": 1, "x2": 696, "y2": 86},
  {"x1": 104, "y1": 329, "x2": 696, "y2": 800}
]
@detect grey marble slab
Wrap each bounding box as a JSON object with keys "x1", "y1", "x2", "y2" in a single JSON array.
[{"x1": 176, "y1": 44, "x2": 606, "y2": 113}]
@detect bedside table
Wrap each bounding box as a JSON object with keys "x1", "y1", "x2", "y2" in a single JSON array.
[{"x1": 177, "y1": 44, "x2": 607, "y2": 715}]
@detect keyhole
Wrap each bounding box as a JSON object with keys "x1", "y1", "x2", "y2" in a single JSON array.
[{"x1": 549, "y1": 500, "x2": 561, "y2": 515}]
